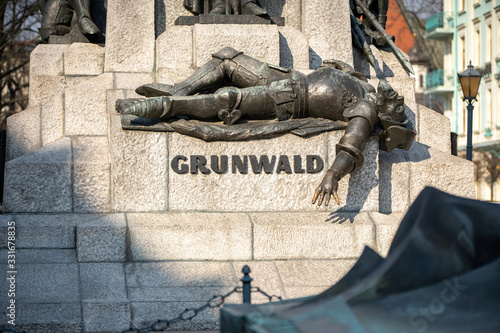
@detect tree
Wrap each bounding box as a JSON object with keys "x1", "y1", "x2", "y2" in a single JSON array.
[{"x1": 0, "y1": 0, "x2": 39, "y2": 129}]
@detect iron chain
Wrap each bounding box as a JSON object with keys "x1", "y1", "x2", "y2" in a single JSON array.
[{"x1": 123, "y1": 286, "x2": 282, "y2": 333}]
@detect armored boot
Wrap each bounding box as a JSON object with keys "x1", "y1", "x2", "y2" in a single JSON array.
[
  {"x1": 70, "y1": 0, "x2": 100, "y2": 35},
  {"x1": 136, "y1": 47, "x2": 289, "y2": 98},
  {"x1": 241, "y1": 0, "x2": 267, "y2": 16}
]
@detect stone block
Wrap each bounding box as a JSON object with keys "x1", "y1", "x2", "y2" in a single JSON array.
[
  {"x1": 3, "y1": 138, "x2": 72, "y2": 213},
  {"x1": 127, "y1": 213, "x2": 252, "y2": 260},
  {"x1": 260, "y1": 0, "x2": 301, "y2": 30},
  {"x1": 114, "y1": 73, "x2": 154, "y2": 90},
  {"x1": 168, "y1": 133, "x2": 328, "y2": 212},
  {"x1": 369, "y1": 212, "x2": 404, "y2": 257},
  {"x1": 407, "y1": 142, "x2": 476, "y2": 202},
  {"x1": 72, "y1": 136, "x2": 111, "y2": 213},
  {"x1": 14, "y1": 263, "x2": 80, "y2": 302},
  {"x1": 104, "y1": 0, "x2": 155, "y2": 72},
  {"x1": 155, "y1": 0, "x2": 192, "y2": 37},
  {"x1": 30, "y1": 44, "x2": 69, "y2": 77},
  {"x1": 0, "y1": 215, "x2": 13, "y2": 248},
  {"x1": 71, "y1": 72, "x2": 114, "y2": 90},
  {"x1": 157, "y1": 25, "x2": 193, "y2": 70},
  {"x1": 76, "y1": 214, "x2": 126, "y2": 262},
  {"x1": 327, "y1": 132, "x2": 379, "y2": 212},
  {"x1": 251, "y1": 212, "x2": 375, "y2": 260},
  {"x1": 3, "y1": 249, "x2": 77, "y2": 263},
  {"x1": 156, "y1": 67, "x2": 195, "y2": 85},
  {"x1": 278, "y1": 26, "x2": 309, "y2": 70},
  {"x1": 109, "y1": 101, "x2": 168, "y2": 212},
  {"x1": 8, "y1": 303, "x2": 81, "y2": 328},
  {"x1": 80, "y1": 263, "x2": 127, "y2": 300},
  {"x1": 82, "y1": 301, "x2": 130, "y2": 333},
  {"x1": 378, "y1": 149, "x2": 410, "y2": 213},
  {"x1": 12, "y1": 215, "x2": 76, "y2": 248},
  {"x1": 128, "y1": 286, "x2": 232, "y2": 302},
  {"x1": 64, "y1": 87, "x2": 108, "y2": 136},
  {"x1": 125, "y1": 262, "x2": 236, "y2": 288},
  {"x1": 276, "y1": 259, "x2": 356, "y2": 287},
  {"x1": 417, "y1": 104, "x2": 451, "y2": 153},
  {"x1": 29, "y1": 75, "x2": 66, "y2": 105},
  {"x1": 6, "y1": 105, "x2": 40, "y2": 161},
  {"x1": 304, "y1": 0, "x2": 352, "y2": 69},
  {"x1": 193, "y1": 24, "x2": 280, "y2": 67},
  {"x1": 41, "y1": 93, "x2": 64, "y2": 147},
  {"x1": 64, "y1": 43, "x2": 105, "y2": 76},
  {"x1": 131, "y1": 301, "x2": 218, "y2": 331}
]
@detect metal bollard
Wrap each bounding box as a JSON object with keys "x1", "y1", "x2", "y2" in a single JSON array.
[{"x1": 241, "y1": 265, "x2": 253, "y2": 304}]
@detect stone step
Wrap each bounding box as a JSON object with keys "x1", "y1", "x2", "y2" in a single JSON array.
[{"x1": 0, "y1": 212, "x2": 403, "y2": 261}]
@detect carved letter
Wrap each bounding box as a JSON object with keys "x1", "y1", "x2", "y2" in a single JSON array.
[
  {"x1": 171, "y1": 155, "x2": 188, "y2": 174},
  {"x1": 211, "y1": 155, "x2": 228, "y2": 174},
  {"x1": 293, "y1": 155, "x2": 305, "y2": 174},
  {"x1": 307, "y1": 155, "x2": 324, "y2": 173},
  {"x1": 249, "y1": 155, "x2": 276, "y2": 174},
  {"x1": 232, "y1": 155, "x2": 248, "y2": 174},
  {"x1": 276, "y1": 155, "x2": 292, "y2": 174},
  {"x1": 191, "y1": 155, "x2": 211, "y2": 174}
]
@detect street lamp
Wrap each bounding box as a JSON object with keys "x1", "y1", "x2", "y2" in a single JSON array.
[{"x1": 458, "y1": 61, "x2": 483, "y2": 161}]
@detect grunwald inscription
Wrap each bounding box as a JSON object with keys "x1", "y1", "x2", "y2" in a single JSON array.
[{"x1": 171, "y1": 155, "x2": 324, "y2": 175}]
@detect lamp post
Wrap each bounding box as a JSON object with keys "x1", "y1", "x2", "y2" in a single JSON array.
[{"x1": 458, "y1": 61, "x2": 483, "y2": 161}]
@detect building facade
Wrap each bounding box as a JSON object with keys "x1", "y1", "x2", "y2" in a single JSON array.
[{"x1": 425, "y1": 0, "x2": 500, "y2": 201}]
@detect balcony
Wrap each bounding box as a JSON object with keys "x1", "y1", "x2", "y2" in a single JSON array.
[
  {"x1": 425, "y1": 69, "x2": 455, "y2": 95},
  {"x1": 424, "y1": 11, "x2": 454, "y2": 40}
]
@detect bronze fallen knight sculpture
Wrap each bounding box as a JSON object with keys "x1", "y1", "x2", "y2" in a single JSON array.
[{"x1": 116, "y1": 47, "x2": 416, "y2": 207}]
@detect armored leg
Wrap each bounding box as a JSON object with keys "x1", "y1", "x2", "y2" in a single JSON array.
[
  {"x1": 377, "y1": 0, "x2": 388, "y2": 28},
  {"x1": 136, "y1": 47, "x2": 289, "y2": 97},
  {"x1": 209, "y1": 0, "x2": 225, "y2": 14},
  {"x1": 118, "y1": 84, "x2": 282, "y2": 125},
  {"x1": 70, "y1": 0, "x2": 100, "y2": 35}
]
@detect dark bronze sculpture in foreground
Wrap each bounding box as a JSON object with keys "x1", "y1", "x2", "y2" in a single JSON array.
[
  {"x1": 116, "y1": 47, "x2": 416, "y2": 206},
  {"x1": 221, "y1": 187, "x2": 500, "y2": 332}
]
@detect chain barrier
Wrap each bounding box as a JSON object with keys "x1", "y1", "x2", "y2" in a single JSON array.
[
  {"x1": 123, "y1": 285, "x2": 282, "y2": 333},
  {"x1": 2, "y1": 266, "x2": 281, "y2": 333}
]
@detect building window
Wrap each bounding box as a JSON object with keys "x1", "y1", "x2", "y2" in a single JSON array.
[
  {"x1": 459, "y1": 0, "x2": 465, "y2": 11},
  {"x1": 419, "y1": 74, "x2": 424, "y2": 88},
  {"x1": 460, "y1": 35, "x2": 466, "y2": 69},
  {"x1": 474, "y1": 25, "x2": 480, "y2": 65},
  {"x1": 486, "y1": 20, "x2": 492, "y2": 63},
  {"x1": 487, "y1": 87, "x2": 492, "y2": 130}
]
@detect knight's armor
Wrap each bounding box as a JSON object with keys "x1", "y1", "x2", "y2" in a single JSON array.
[{"x1": 118, "y1": 47, "x2": 415, "y2": 182}]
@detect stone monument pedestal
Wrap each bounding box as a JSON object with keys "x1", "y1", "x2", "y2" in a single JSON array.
[{"x1": 0, "y1": 1, "x2": 474, "y2": 332}]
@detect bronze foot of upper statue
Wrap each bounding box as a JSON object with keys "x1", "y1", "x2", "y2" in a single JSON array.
[
  {"x1": 79, "y1": 16, "x2": 100, "y2": 35},
  {"x1": 242, "y1": 2, "x2": 267, "y2": 16}
]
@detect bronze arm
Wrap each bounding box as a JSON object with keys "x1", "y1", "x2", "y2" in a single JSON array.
[{"x1": 312, "y1": 111, "x2": 375, "y2": 207}]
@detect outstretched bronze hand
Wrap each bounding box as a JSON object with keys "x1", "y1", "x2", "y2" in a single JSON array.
[{"x1": 312, "y1": 169, "x2": 340, "y2": 207}]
